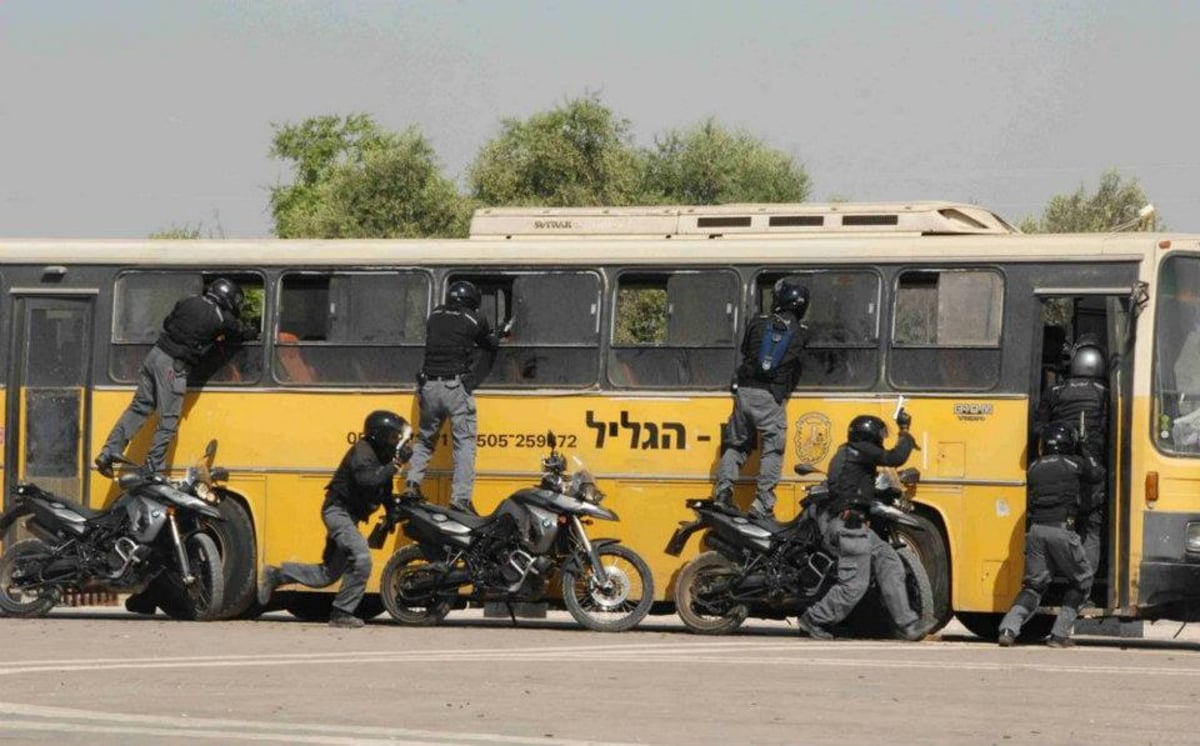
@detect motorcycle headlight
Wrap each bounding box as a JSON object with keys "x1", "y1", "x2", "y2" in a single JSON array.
[{"x1": 578, "y1": 482, "x2": 604, "y2": 504}]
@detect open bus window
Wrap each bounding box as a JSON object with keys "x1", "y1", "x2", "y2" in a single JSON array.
[
  {"x1": 609, "y1": 271, "x2": 737, "y2": 389},
  {"x1": 450, "y1": 271, "x2": 600, "y2": 388},
  {"x1": 274, "y1": 271, "x2": 429, "y2": 385},
  {"x1": 1154, "y1": 254, "x2": 1200, "y2": 454},
  {"x1": 890, "y1": 269, "x2": 1003, "y2": 390},
  {"x1": 110, "y1": 271, "x2": 264, "y2": 386},
  {"x1": 756, "y1": 270, "x2": 880, "y2": 389}
]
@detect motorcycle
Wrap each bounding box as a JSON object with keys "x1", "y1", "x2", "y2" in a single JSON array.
[
  {"x1": 665, "y1": 463, "x2": 934, "y2": 636},
  {"x1": 0, "y1": 441, "x2": 227, "y2": 621},
  {"x1": 373, "y1": 431, "x2": 655, "y2": 632}
]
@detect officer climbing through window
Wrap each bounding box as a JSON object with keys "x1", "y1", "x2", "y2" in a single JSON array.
[
  {"x1": 403, "y1": 280, "x2": 509, "y2": 515},
  {"x1": 796, "y1": 411, "x2": 927, "y2": 642},
  {"x1": 998, "y1": 423, "x2": 1104, "y2": 648},
  {"x1": 1036, "y1": 335, "x2": 1109, "y2": 579},
  {"x1": 713, "y1": 278, "x2": 809, "y2": 519},
  {"x1": 95, "y1": 277, "x2": 257, "y2": 476},
  {"x1": 257, "y1": 410, "x2": 413, "y2": 629}
]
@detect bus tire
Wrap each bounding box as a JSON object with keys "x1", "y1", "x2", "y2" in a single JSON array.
[
  {"x1": 894, "y1": 511, "x2": 952, "y2": 633},
  {"x1": 202, "y1": 494, "x2": 257, "y2": 620},
  {"x1": 956, "y1": 611, "x2": 1055, "y2": 642}
]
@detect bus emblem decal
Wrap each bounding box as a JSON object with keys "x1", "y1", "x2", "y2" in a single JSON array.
[{"x1": 794, "y1": 412, "x2": 832, "y2": 464}]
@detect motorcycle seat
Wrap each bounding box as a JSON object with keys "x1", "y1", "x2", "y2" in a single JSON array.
[{"x1": 15, "y1": 484, "x2": 103, "y2": 519}]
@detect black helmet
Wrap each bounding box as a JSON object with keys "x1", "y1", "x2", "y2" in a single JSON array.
[
  {"x1": 206, "y1": 277, "x2": 245, "y2": 315},
  {"x1": 1040, "y1": 423, "x2": 1077, "y2": 456},
  {"x1": 447, "y1": 280, "x2": 481, "y2": 311},
  {"x1": 848, "y1": 414, "x2": 887, "y2": 447},
  {"x1": 1068, "y1": 343, "x2": 1106, "y2": 379},
  {"x1": 363, "y1": 410, "x2": 408, "y2": 447},
  {"x1": 772, "y1": 278, "x2": 810, "y2": 319}
]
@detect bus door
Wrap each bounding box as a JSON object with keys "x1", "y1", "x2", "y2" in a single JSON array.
[
  {"x1": 1033, "y1": 287, "x2": 1140, "y2": 608},
  {"x1": 4, "y1": 294, "x2": 95, "y2": 506}
]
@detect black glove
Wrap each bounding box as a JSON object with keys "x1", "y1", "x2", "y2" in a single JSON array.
[
  {"x1": 499, "y1": 318, "x2": 514, "y2": 340},
  {"x1": 730, "y1": 378, "x2": 740, "y2": 395},
  {"x1": 896, "y1": 408, "x2": 912, "y2": 430},
  {"x1": 241, "y1": 324, "x2": 261, "y2": 342},
  {"x1": 395, "y1": 442, "x2": 413, "y2": 465}
]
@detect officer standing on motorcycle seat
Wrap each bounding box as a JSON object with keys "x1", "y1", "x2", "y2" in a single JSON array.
[
  {"x1": 713, "y1": 278, "x2": 809, "y2": 519},
  {"x1": 998, "y1": 423, "x2": 1104, "y2": 648},
  {"x1": 95, "y1": 278, "x2": 258, "y2": 477},
  {"x1": 1036, "y1": 335, "x2": 1109, "y2": 579},
  {"x1": 796, "y1": 411, "x2": 926, "y2": 642},
  {"x1": 402, "y1": 280, "x2": 508, "y2": 515},
  {"x1": 258, "y1": 410, "x2": 413, "y2": 629}
]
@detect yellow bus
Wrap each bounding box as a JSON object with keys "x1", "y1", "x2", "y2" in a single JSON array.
[{"x1": 2, "y1": 201, "x2": 1197, "y2": 635}]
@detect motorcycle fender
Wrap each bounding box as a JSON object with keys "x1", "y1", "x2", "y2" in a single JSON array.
[
  {"x1": 664, "y1": 519, "x2": 704, "y2": 557},
  {"x1": 561, "y1": 538, "x2": 620, "y2": 575},
  {"x1": 0, "y1": 503, "x2": 31, "y2": 532}
]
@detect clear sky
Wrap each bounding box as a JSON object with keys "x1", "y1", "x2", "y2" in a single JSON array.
[{"x1": 2, "y1": 1, "x2": 1198, "y2": 237}]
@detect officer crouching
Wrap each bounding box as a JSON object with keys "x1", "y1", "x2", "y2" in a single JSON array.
[{"x1": 998, "y1": 423, "x2": 1104, "y2": 648}]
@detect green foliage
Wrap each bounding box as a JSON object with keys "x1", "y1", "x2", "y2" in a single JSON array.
[
  {"x1": 149, "y1": 225, "x2": 203, "y2": 239},
  {"x1": 468, "y1": 95, "x2": 643, "y2": 206},
  {"x1": 1023, "y1": 169, "x2": 1160, "y2": 233},
  {"x1": 269, "y1": 114, "x2": 468, "y2": 238},
  {"x1": 613, "y1": 286, "x2": 668, "y2": 345},
  {"x1": 641, "y1": 118, "x2": 811, "y2": 205}
]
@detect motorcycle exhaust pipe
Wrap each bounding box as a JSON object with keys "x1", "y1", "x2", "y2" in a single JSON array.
[{"x1": 404, "y1": 569, "x2": 470, "y2": 593}]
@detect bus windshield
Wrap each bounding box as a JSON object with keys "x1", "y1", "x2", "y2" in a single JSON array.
[{"x1": 1155, "y1": 254, "x2": 1200, "y2": 454}]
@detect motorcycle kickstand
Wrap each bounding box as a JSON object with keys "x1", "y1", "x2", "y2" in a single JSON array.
[{"x1": 506, "y1": 601, "x2": 518, "y2": 627}]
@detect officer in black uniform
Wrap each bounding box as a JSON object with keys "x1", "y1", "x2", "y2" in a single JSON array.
[
  {"x1": 796, "y1": 411, "x2": 926, "y2": 641},
  {"x1": 713, "y1": 278, "x2": 809, "y2": 519},
  {"x1": 1037, "y1": 337, "x2": 1108, "y2": 577},
  {"x1": 998, "y1": 423, "x2": 1104, "y2": 648},
  {"x1": 403, "y1": 280, "x2": 505, "y2": 514},
  {"x1": 96, "y1": 278, "x2": 257, "y2": 476},
  {"x1": 258, "y1": 410, "x2": 412, "y2": 628}
]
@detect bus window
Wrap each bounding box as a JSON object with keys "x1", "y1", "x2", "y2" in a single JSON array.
[
  {"x1": 274, "y1": 271, "x2": 428, "y2": 385},
  {"x1": 890, "y1": 268, "x2": 1003, "y2": 390},
  {"x1": 1154, "y1": 254, "x2": 1200, "y2": 453},
  {"x1": 609, "y1": 270, "x2": 737, "y2": 389},
  {"x1": 110, "y1": 271, "x2": 264, "y2": 385},
  {"x1": 446, "y1": 272, "x2": 601, "y2": 388},
  {"x1": 756, "y1": 270, "x2": 880, "y2": 389}
]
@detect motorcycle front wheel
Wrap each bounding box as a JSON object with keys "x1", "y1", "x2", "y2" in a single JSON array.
[
  {"x1": 674, "y1": 550, "x2": 748, "y2": 635},
  {"x1": 561, "y1": 544, "x2": 654, "y2": 632},
  {"x1": 156, "y1": 533, "x2": 225, "y2": 622},
  {"x1": 380, "y1": 545, "x2": 452, "y2": 626},
  {"x1": 0, "y1": 539, "x2": 60, "y2": 618}
]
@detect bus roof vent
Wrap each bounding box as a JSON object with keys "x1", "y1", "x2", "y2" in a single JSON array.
[{"x1": 469, "y1": 202, "x2": 1016, "y2": 239}]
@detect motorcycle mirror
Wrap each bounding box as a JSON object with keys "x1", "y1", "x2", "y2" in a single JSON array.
[
  {"x1": 898, "y1": 467, "x2": 921, "y2": 485},
  {"x1": 793, "y1": 463, "x2": 822, "y2": 476},
  {"x1": 204, "y1": 439, "x2": 218, "y2": 462},
  {"x1": 547, "y1": 431, "x2": 558, "y2": 450}
]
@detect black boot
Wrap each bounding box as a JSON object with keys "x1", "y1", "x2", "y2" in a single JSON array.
[
  {"x1": 257, "y1": 566, "x2": 282, "y2": 606},
  {"x1": 94, "y1": 451, "x2": 115, "y2": 478},
  {"x1": 329, "y1": 610, "x2": 365, "y2": 629}
]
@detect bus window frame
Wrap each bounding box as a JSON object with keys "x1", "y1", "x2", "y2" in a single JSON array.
[
  {"x1": 887, "y1": 265, "x2": 1006, "y2": 392},
  {"x1": 271, "y1": 267, "x2": 433, "y2": 388},
  {"x1": 1151, "y1": 251, "x2": 1200, "y2": 458},
  {"x1": 607, "y1": 266, "x2": 741, "y2": 391},
  {"x1": 752, "y1": 266, "x2": 883, "y2": 391},
  {"x1": 445, "y1": 268, "x2": 605, "y2": 390},
  {"x1": 108, "y1": 268, "x2": 267, "y2": 387}
]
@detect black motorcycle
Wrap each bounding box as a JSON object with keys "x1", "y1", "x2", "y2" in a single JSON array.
[
  {"x1": 373, "y1": 432, "x2": 654, "y2": 632},
  {"x1": 0, "y1": 441, "x2": 227, "y2": 621},
  {"x1": 665, "y1": 464, "x2": 933, "y2": 636}
]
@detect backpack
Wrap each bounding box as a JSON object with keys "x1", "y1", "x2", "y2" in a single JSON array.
[{"x1": 756, "y1": 316, "x2": 796, "y2": 379}]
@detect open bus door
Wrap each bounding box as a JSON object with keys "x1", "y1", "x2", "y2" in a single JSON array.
[
  {"x1": 1032, "y1": 286, "x2": 1141, "y2": 610},
  {"x1": 4, "y1": 294, "x2": 95, "y2": 511}
]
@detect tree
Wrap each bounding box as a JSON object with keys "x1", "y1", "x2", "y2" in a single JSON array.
[
  {"x1": 468, "y1": 95, "x2": 643, "y2": 206},
  {"x1": 269, "y1": 114, "x2": 468, "y2": 238},
  {"x1": 1021, "y1": 169, "x2": 1160, "y2": 233},
  {"x1": 641, "y1": 118, "x2": 811, "y2": 205}
]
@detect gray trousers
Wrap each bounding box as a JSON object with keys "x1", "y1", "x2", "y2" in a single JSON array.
[
  {"x1": 278, "y1": 504, "x2": 371, "y2": 615},
  {"x1": 406, "y1": 378, "x2": 478, "y2": 505},
  {"x1": 102, "y1": 346, "x2": 188, "y2": 473},
  {"x1": 1078, "y1": 509, "x2": 1104, "y2": 580},
  {"x1": 803, "y1": 515, "x2": 919, "y2": 629},
  {"x1": 999, "y1": 523, "x2": 1094, "y2": 640},
  {"x1": 714, "y1": 387, "x2": 786, "y2": 511}
]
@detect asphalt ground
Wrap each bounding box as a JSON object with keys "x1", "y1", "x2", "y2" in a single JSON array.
[{"x1": 1, "y1": 608, "x2": 1199, "y2": 746}]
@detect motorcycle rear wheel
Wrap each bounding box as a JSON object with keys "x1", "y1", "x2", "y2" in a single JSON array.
[
  {"x1": 0, "y1": 539, "x2": 60, "y2": 618},
  {"x1": 380, "y1": 545, "x2": 452, "y2": 626},
  {"x1": 674, "y1": 551, "x2": 748, "y2": 635},
  {"x1": 155, "y1": 533, "x2": 225, "y2": 622},
  {"x1": 561, "y1": 543, "x2": 654, "y2": 632}
]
